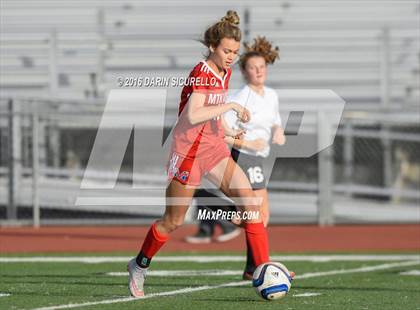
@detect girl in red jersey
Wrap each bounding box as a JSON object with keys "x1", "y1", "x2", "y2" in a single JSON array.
[
  {"x1": 184, "y1": 37, "x2": 291, "y2": 280},
  {"x1": 127, "y1": 11, "x2": 271, "y2": 298}
]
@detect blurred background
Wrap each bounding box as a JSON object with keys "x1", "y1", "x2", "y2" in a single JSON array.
[{"x1": 0, "y1": 0, "x2": 419, "y2": 227}]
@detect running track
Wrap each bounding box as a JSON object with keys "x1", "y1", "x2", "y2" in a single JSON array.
[{"x1": 0, "y1": 224, "x2": 419, "y2": 253}]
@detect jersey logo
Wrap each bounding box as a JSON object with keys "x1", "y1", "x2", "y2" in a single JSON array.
[{"x1": 178, "y1": 171, "x2": 190, "y2": 182}]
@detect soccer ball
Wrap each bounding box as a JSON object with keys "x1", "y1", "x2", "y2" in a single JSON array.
[{"x1": 252, "y1": 262, "x2": 292, "y2": 300}]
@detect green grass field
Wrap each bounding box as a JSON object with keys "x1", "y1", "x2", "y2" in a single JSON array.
[{"x1": 1, "y1": 253, "x2": 419, "y2": 310}]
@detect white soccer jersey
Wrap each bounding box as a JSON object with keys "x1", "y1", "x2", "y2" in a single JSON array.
[{"x1": 224, "y1": 85, "x2": 282, "y2": 158}]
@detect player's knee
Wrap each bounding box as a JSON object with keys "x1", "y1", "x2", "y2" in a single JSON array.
[
  {"x1": 244, "y1": 196, "x2": 263, "y2": 210},
  {"x1": 235, "y1": 189, "x2": 261, "y2": 208},
  {"x1": 238, "y1": 203, "x2": 261, "y2": 215}
]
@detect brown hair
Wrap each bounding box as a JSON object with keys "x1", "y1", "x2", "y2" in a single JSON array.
[
  {"x1": 202, "y1": 10, "x2": 241, "y2": 49},
  {"x1": 239, "y1": 36, "x2": 279, "y2": 70}
]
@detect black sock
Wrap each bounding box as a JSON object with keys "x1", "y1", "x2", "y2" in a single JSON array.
[
  {"x1": 136, "y1": 251, "x2": 151, "y2": 268},
  {"x1": 245, "y1": 240, "x2": 255, "y2": 273}
]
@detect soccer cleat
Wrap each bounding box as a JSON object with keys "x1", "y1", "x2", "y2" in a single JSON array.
[
  {"x1": 127, "y1": 258, "x2": 147, "y2": 298},
  {"x1": 215, "y1": 227, "x2": 241, "y2": 242},
  {"x1": 242, "y1": 270, "x2": 254, "y2": 280}
]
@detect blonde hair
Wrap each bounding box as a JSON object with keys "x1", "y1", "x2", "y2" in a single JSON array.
[
  {"x1": 240, "y1": 36, "x2": 279, "y2": 70},
  {"x1": 202, "y1": 10, "x2": 241, "y2": 49}
]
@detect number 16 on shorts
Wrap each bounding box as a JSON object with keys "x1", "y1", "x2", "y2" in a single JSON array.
[{"x1": 247, "y1": 166, "x2": 264, "y2": 184}]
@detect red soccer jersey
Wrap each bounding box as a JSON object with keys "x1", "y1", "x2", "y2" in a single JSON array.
[{"x1": 171, "y1": 60, "x2": 232, "y2": 158}]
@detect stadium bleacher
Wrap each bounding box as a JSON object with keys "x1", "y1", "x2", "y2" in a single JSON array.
[{"x1": 0, "y1": 1, "x2": 418, "y2": 107}]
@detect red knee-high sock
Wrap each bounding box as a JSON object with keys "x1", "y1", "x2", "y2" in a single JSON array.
[
  {"x1": 136, "y1": 222, "x2": 169, "y2": 267},
  {"x1": 244, "y1": 222, "x2": 269, "y2": 266}
]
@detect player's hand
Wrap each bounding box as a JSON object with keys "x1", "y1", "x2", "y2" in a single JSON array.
[
  {"x1": 231, "y1": 103, "x2": 251, "y2": 123},
  {"x1": 272, "y1": 127, "x2": 286, "y2": 145},
  {"x1": 249, "y1": 139, "x2": 268, "y2": 151},
  {"x1": 232, "y1": 128, "x2": 246, "y2": 139},
  {"x1": 223, "y1": 136, "x2": 235, "y2": 145}
]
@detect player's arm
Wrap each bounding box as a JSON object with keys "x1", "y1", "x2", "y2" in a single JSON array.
[
  {"x1": 187, "y1": 92, "x2": 250, "y2": 125},
  {"x1": 221, "y1": 115, "x2": 245, "y2": 137},
  {"x1": 224, "y1": 136, "x2": 267, "y2": 152},
  {"x1": 272, "y1": 125, "x2": 286, "y2": 145},
  {"x1": 271, "y1": 99, "x2": 286, "y2": 145}
]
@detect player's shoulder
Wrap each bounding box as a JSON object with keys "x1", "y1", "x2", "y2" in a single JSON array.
[
  {"x1": 190, "y1": 61, "x2": 211, "y2": 77},
  {"x1": 228, "y1": 84, "x2": 249, "y2": 103},
  {"x1": 232, "y1": 84, "x2": 250, "y2": 97}
]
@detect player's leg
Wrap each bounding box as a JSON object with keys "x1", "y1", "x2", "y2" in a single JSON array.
[
  {"x1": 225, "y1": 150, "x2": 270, "y2": 276},
  {"x1": 135, "y1": 150, "x2": 200, "y2": 267},
  {"x1": 254, "y1": 189, "x2": 269, "y2": 226},
  {"x1": 206, "y1": 157, "x2": 270, "y2": 267},
  {"x1": 243, "y1": 188, "x2": 269, "y2": 278},
  {"x1": 229, "y1": 149, "x2": 267, "y2": 224},
  {"x1": 185, "y1": 189, "x2": 217, "y2": 244},
  {"x1": 128, "y1": 179, "x2": 196, "y2": 297},
  {"x1": 137, "y1": 180, "x2": 196, "y2": 266}
]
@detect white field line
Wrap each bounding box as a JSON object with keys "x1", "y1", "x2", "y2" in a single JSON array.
[
  {"x1": 1, "y1": 254, "x2": 420, "y2": 264},
  {"x1": 293, "y1": 292, "x2": 321, "y2": 297},
  {"x1": 28, "y1": 260, "x2": 420, "y2": 310},
  {"x1": 399, "y1": 270, "x2": 420, "y2": 276},
  {"x1": 0, "y1": 293, "x2": 11, "y2": 298},
  {"x1": 29, "y1": 281, "x2": 250, "y2": 310},
  {"x1": 295, "y1": 260, "x2": 420, "y2": 279},
  {"x1": 107, "y1": 270, "x2": 243, "y2": 277}
]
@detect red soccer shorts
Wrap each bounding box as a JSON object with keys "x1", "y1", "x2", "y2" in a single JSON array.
[{"x1": 167, "y1": 144, "x2": 230, "y2": 186}]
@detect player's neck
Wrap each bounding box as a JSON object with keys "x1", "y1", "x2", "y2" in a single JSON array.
[{"x1": 206, "y1": 58, "x2": 225, "y2": 77}]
